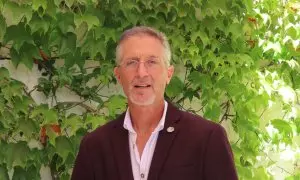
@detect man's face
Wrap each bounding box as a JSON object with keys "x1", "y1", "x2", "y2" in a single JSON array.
[{"x1": 114, "y1": 35, "x2": 174, "y2": 106}]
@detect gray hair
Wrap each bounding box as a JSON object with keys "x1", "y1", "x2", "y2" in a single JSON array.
[{"x1": 116, "y1": 26, "x2": 171, "y2": 67}]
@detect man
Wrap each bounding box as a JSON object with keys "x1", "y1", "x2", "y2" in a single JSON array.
[{"x1": 71, "y1": 26, "x2": 238, "y2": 180}]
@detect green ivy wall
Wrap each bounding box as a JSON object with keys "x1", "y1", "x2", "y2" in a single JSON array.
[{"x1": 0, "y1": 0, "x2": 300, "y2": 179}]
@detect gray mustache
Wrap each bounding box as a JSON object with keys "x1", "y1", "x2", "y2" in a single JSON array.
[{"x1": 131, "y1": 77, "x2": 152, "y2": 85}]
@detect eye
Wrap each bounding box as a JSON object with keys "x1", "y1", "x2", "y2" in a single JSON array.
[
  {"x1": 146, "y1": 58, "x2": 159, "y2": 66},
  {"x1": 148, "y1": 60, "x2": 157, "y2": 64},
  {"x1": 126, "y1": 60, "x2": 138, "y2": 66}
]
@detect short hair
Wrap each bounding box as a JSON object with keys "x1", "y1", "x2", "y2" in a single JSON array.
[{"x1": 116, "y1": 26, "x2": 171, "y2": 67}]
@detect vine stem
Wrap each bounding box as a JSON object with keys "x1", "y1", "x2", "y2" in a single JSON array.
[
  {"x1": 266, "y1": 154, "x2": 293, "y2": 175},
  {"x1": 56, "y1": 100, "x2": 96, "y2": 112},
  {"x1": 219, "y1": 100, "x2": 230, "y2": 124},
  {"x1": 0, "y1": 56, "x2": 11, "y2": 60}
]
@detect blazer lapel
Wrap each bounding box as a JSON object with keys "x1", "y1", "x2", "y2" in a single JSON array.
[
  {"x1": 148, "y1": 103, "x2": 182, "y2": 180},
  {"x1": 110, "y1": 113, "x2": 134, "y2": 180}
]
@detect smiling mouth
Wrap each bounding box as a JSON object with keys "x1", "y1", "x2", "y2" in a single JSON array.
[{"x1": 134, "y1": 85, "x2": 151, "y2": 88}]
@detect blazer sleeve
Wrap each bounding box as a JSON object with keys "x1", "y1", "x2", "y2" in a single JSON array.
[
  {"x1": 203, "y1": 125, "x2": 238, "y2": 180},
  {"x1": 71, "y1": 135, "x2": 96, "y2": 180}
]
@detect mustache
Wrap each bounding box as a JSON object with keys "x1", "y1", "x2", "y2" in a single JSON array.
[{"x1": 131, "y1": 77, "x2": 153, "y2": 85}]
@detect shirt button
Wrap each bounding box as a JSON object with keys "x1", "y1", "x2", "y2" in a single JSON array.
[{"x1": 141, "y1": 173, "x2": 145, "y2": 178}]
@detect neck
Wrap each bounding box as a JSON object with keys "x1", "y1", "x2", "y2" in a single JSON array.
[{"x1": 128, "y1": 99, "x2": 165, "y2": 135}]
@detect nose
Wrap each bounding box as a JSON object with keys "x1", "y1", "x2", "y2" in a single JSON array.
[{"x1": 136, "y1": 61, "x2": 149, "y2": 78}]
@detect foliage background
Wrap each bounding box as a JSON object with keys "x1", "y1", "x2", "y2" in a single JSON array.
[{"x1": 0, "y1": 0, "x2": 300, "y2": 179}]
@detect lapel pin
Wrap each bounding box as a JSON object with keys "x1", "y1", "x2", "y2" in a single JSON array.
[{"x1": 167, "y1": 126, "x2": 174, "y2": 133}]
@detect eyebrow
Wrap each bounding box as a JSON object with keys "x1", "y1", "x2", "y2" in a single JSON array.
[
  {"x1": 125, "y1": 57, "x2": 139, "y2": 61},
  {"x1": 147, "y1": 55, "x2": 159, "y2": 59},
  {"x1": 125, "y1": 55, "x2": 159, "y2": 61}
]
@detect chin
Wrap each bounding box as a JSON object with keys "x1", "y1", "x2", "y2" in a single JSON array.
[{"x1": 129, "y1": 94, "x2": 156, "y2": 106}]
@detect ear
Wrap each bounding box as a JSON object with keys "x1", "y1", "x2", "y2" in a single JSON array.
[
  {"x1": 114, "y1": 67, "x2": 121, "y2": 84},
  {"x1": 166, "y1": 65, "x2": 174, "y2": 84}
]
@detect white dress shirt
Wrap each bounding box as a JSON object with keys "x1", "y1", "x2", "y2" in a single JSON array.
[{"x1": 123, "y1": 101, "x2": 168, "y2": 180}]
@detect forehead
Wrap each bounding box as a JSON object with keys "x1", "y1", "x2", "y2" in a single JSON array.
[{"x1": 119, "y1": 35, "x2": 164, "y2": 59}]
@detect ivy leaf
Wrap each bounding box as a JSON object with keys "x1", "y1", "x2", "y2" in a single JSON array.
[
  {"x1": 227, "y1": 83, "x2": 243, "y2": 97},
  {"x1": 75, "y1": 14, "x2": 100, "y2": 31},
  {"x1": 191, "y1": 31, "x2": 209, "y2": 48},
  {"x1": 285, "y1": 173, "x2": 300, "y2": 180},
  {"x1": 170, "y1": 34, "x2": 185, "y2": 52},
  {"x1": 4, "y1": 24, "x2": 34, "y2": 52},
  {"x1": 57, "y1": 12, "x2": 75, "y2": 34},
  {"x1": 190, "y1": 56, "x2": 202, "y2": 68},
  {"x1": 244, "y1": 0, "x2": 253, "y2": 13},
  {"x1": 48, "y1": 30, "x2": 60, "y2": 48},
  {"x1": 286, "y1": 59, "x2": 299, "y2": 69},
  {"x1": 202, "y1": 0, "x2": 226, "y2": 17},
  {"x1": 0, "y1": 165, "x2": 9, "y2": 180},
  {"x1": 31, "y1": 104, "x2": 58, "y2": 125},
  {"x1": 59, "y1": 33, "x2": 77, "y2": 56},
  {"x1": 46, "y1": 125, "x2": 60, "y2": 146},
  {"x1": 2, "y1": 80, "x2": 24, "y2": 101},
  {"x1": 0, "y1": 67, "x2": 9, "y2": 79},
  {"x1": 2, "y1": 1, "x2": 32, "y2": 25},
  {"x1": 263, "y1": 42, "x2": 281, "y2": 54},
  {"x1": 28, "y1": 13, "x2": 50, "y2": 34},
  {"x1": 271, "y1": 119, "x2": 293, "y2": 136},
  {"x1": 19, "y1": 43, "x2": 40, "y2": 69},
  {"x1": 0, "y1": 15, "x2": 6, "y2": 41},
  {"x1": 55, "y1": 136, "x2": 73, "y2": 162},
  {"x1": 204, "y1": 102, "x2": 221, "y2": 122},
  {"x1": 12, "y1": 166, "x2": 40, "y2": 180},
  {"x1": 18, "y1": 119, "x2": 38, "y2": 138},
  {"x1": 104, "y1": 95, "x2": 127, "y2": 117},
  {"x1": 188, "y1": 71, "x2": 212, "y2": 89},
  {"x1": 187, "y1": 45, "x2": 199, "y2": 56},
  {"x1": 54, "y1": 0, "x2": 62, "y2": 6},
  {"x1": 227, "y1": 23, "x2": 243, "y2": 40},
  {"x1": 45, "y1": 0, "x2": 56, "y2": 18},
  {"x1": 81, "y1": 34, "x2": 106, "y2": 59},
  {"x1": 65, "y1": 0, "x2": 74, "y2": 7},
  {"x1": 166, "y1": 76, "x2": 184, "y2": 98},
  {"x1": 64, "y1": 49, "x2": 86, "y2": 68},
  {"x1": 286, "y1": 25, "x2": 298, "y2": 40},
  {"x1": 62, "y1": 115, "x2": 83, "y2": 136},
  {"x1": 32, "y1": 0, "x2": 47, "y2": 12},
  {"x1": 252, "y1": 167, "x2": 270, "y2": 179},
  {"x1": 75, "y1": 21, "x2": 88, "y2": 47},
  {"x1": 294, "y1": 118, "x2": 300, "y2": 134},
  {"x1": 95, "y1": 27, "x2": 118, "y2": 43},
  {"x1": 0, "y1": 96, "x2": 5, "y2": 113},
  {"x1": 13, "y1": 96, "x2": 33, "y2": 114},
  {"x1": 85, "y1": 114, "x2": 106, "y2": 130},
  {"x1": 0, "y1": 110, "x2": 15, "y2": 128},
  {"x1": 6, "y1": 142, "x2": 30, "y2": 169},
  {"x1": 10, "y1": 48, "x2": 22, "y2": 67},
  {"x1": 0, "y1": 0, "x2": 3, "y2": 11},
  {"x1": 183, "y1": 87, "x2": 200, "y2": 101}
]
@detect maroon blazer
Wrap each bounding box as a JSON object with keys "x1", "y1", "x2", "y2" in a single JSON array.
[{"x1": 71, "y1": 103, "x2": 238, "y2": 180}]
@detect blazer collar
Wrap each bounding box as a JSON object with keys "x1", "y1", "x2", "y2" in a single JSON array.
[
  {"x1": 148, "y1": 102, "x2": 181, "y2": 180},
  {"x1": 110, "y1": 112, "x2": 133, "y2": 180},
  {"x1": 110, "y1": 102, "x2": 182, "y2": 180}
]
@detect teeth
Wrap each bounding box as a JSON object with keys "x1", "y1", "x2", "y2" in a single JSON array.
[{"x1": 135, "y1": 85, "x2": 150, "y2": 87}]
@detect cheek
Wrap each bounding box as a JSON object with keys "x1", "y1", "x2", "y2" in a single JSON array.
[
  {"x1": 119, "y1": 73, "x2": 133, "y2": 88},
  {"x1": 153, "y1": 74, "x2": 168, "y2": 88}
]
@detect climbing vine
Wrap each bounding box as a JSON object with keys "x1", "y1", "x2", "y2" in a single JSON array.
[{"x1": 0, "y1": 0, "x2": 299, "y2": 179}]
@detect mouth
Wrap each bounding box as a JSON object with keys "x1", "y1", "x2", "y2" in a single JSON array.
[{"x1": 134, "y1": 84, "x2": 151, "y2": 88}]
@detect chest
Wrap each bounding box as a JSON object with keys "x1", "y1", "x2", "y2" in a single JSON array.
[
  {"x1": 129, "y1": 132, "x2": 160, "y2": 180},
  {"x1": 136, "y1": 134, "x2": 151, "y2": 157}
]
